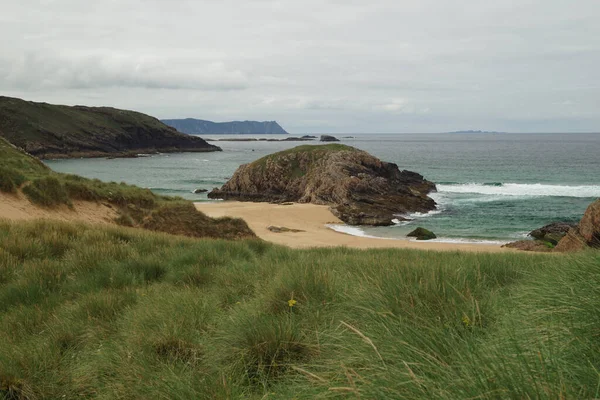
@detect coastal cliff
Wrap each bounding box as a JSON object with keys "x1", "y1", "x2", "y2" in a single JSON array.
[
  {"x1": 162, "y1": 118, "x2": 288, "y2": 135},
  {"x1": 0, "y1": 97, "x2": 220, "y2": 159},
  {"x1": 208, "y1": 144, "x2": 436, "y2": 225}
]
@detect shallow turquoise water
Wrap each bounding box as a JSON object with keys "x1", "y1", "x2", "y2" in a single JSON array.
[{"x1": 46, "y1": 133, "x2": 600, "y2": 243}]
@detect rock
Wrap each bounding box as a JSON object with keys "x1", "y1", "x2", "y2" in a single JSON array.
[
  {"x1": 208, "y1": 144, "x2": 436, "y2": 226},
  {"x1": 320, "y1": 135, "x2": 340, "y2": 142},
  {"x1": 301, "y1": 135, "x2": 317, "y2": 139},
  {"x1": 555, "y1": 199, "x2": 600, "y2": 251},
  {"x1": 406, "y1": 227, "x2": 437, "y2": 240},
  {"x1": 267, "y1": 226, "x2": 305, "y2": 233},
  {"x1": 193, "y1": 188, "x2": 208, "y2": 194},
  {"x1": 529, "y1": 222, "x2": 577, "y2": 245},
  {"x1": 502, "y1": 240, "x2": 553, "y2": 252}
]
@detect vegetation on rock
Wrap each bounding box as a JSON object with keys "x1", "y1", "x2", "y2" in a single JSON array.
[{"x1": 407, "y1": 227, "x2": 437, "y2": 240}]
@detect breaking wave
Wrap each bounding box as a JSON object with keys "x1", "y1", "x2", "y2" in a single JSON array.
[{"x1": 436, "y1": 183, "x2": 600, "y2": 198}]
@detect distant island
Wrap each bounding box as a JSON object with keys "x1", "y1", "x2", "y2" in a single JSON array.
[
  {"x1": 162, "y1": 118, "x2": 288, "y2": 135},
  {"x1": 0, "y1": 97, "x2": 220, "y2": 159},
  {"x1": 446, "y1": 130, "x2": 505, "y2": 134}
]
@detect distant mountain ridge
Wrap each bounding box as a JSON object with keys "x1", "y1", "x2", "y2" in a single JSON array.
[
  {"x1": 0, "y1": 97, "x2": 220, "y2": 159},
  {"x1": 162, "y1": 118, "x2": 288, "y2": 135}
]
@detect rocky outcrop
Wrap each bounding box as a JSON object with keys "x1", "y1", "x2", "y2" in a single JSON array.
[
  {"x1": 208, "y1": 144, "x2": 436, "y2": 226},
  {"x1": 320, "y1": 135, "x2": 340, "y2": 142},
  {"x1": 502, "y1": 240, "x2": 553, "y2": 252},
  {"x1": 0, "y1": 96, "x2": 220, "y2": 159},
  {"x1": 529, "y1": 222, "x2": 576, "y2": 245},
  {"x1": 555, "y1": 199, "x2": 600, "y2": 252},
  {"x1": 407, "y1": 227, "x2": 437, "y2": 240}
]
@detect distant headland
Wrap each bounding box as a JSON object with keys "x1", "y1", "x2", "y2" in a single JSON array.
[
  {"x1": 446, "y1": 130, "x2": 506, "y2": 134},
  {"x1": 161, "y1": 118, "x2": 288, "y2": 135}
]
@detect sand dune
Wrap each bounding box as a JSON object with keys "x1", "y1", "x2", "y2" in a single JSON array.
[{"x1": 0, "y1": 192, "x2": 117, "y2": 225}]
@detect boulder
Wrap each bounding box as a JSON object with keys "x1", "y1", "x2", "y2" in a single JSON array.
[
  {"x1": 502, "y1": 240, "x2": 553, "y2": 252},
  {"x1": 529, "y1": 222, "x2": 576, "y2": 245},
  {"x1": 407, "y1": 227, "x2": 437, "y2": 240},
  {"x1": 320, "y1": 135, "x2": 340, "y2": 142},
  {"x1": 208, "y1": 144, "x2": 436, "y2": 226},
  {"x1": 555, "y1": 199, "x2": 600, "y2": 251},
  {"x1": 193, "y1": 188, "x2": 208, "y2": 194}
]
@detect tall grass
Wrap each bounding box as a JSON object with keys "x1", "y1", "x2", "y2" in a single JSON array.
[{"x1": 0, "y1": 219, "x2": 598, "y2": 398}]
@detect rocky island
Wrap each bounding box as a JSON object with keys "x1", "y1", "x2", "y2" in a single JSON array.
[
  {"x1": 208, "y1": 144, "x2": 437, "y2": 225},
  {"x1": 0, "y1": 97, "x2": 220, "y2": 159}
]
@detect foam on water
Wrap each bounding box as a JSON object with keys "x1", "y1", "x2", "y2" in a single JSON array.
[
  {"x1": 327, "y1": 224, "x2": 508, "y2": 245},
  {"x1": 326, "y1": 224, "x2": 394, "y2": 239},
  {"x1": 437, "y1": 183, "x2": 600, "y2": 198}
]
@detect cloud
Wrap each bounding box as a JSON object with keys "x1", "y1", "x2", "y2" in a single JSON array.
[
  {"x1": 0, "y1": 0, "x2": 598, "y2": 132},
  {"x1": 1, "y1": 52, "x2": 248, "y2": 91}
]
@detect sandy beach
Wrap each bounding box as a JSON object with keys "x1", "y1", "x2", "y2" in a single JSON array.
[{"x1": 195, "y1": 201, "x2": 512, "y2": 253}]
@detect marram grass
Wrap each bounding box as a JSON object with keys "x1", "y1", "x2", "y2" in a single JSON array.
[{"x1": 0, "y1": 219, "x2": 599, "y2": 399}]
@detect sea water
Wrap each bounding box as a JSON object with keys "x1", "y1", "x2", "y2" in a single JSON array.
[{"x1": 46, "y1": 133, "x2": 600, "y2": 243}]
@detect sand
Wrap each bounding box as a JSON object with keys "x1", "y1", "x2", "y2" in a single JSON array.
[
  {"x1": 0, "y1": 192, "x2": 117, "y2": 225},
  {"x1": 195, "y1": 201, "x2": 512, "y2": 253}
]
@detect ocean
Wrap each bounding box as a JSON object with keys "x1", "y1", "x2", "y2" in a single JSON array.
[{"x1": 45, "y1": 133, "x2": 600, "y2": 243}]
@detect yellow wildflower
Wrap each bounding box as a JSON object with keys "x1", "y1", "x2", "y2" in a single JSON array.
[
  {"x1": 462, "y1": 315, "x2": 471, "y2": 327},
  {"x1": 288, "y1": 299, "x2": 297, "y2": 307}
]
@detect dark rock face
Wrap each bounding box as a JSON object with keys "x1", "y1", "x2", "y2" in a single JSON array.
[
  {"x1": 208, "y1": 144, "x2": 436, "y2": 226},
  {"x1": 0, "y1": 96, "x2": 220, "y2": 159},
  {"x1": 407, "y1": 227, "x2": 437, "y2": 240},
  {"x1": 320, "y1": 135, "x2": 340, "y2": 142},
  {"x1": 556, "y1": 199, "x2": 600, "y2": 252},
  {"x1": 529, "y1": 222, "x2": 577, "y2": 245}
]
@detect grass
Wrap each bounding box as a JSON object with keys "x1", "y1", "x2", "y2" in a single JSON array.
[
  {"x1": 250, "y1": 144, "x2": 359, "y2": 178},
  {"x1": 0, "y1": 219, "x2": 598, "y2": 399}
]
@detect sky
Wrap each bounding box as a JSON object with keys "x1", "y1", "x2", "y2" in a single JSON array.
[{"x1": 1, "y1": 0, "x2": 599, "y2": 133}]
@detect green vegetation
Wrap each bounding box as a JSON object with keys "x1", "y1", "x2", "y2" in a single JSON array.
[
  {"x1": 0, "y1": 137, "x2": 254, "y2": 239},
  {"x1": 0, "y1": 96, "x2": 218, "y2": 159},
  {"x1": 0, "y1": 219, "x2": 598, "y2": 399},
  {"x1": 250, "y1": 144, "x2": 358, "y2": 178}
]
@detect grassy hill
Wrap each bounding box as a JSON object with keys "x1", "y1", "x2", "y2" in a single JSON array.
[
  {"x1": 0, "y1": 219, "x2": 598, "y2": 399},
  {"x1": 0, "y1": 97, "x2": 220, "y2": 159},
  {"x1": 0, "y1": 137, "x2": 253, "y2": 240}
]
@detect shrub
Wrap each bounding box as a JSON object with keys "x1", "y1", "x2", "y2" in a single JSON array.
[
  {"x1": 22, "y1": 176, "x2": 71, "y2": 207},
  {"x1": 0, "y1": 167, "x2": 25, "y2": 193}
]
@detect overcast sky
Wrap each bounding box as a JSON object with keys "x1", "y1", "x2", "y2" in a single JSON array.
[{"x1": 1, "y1": 0, "x2": 599, "y2": 133}]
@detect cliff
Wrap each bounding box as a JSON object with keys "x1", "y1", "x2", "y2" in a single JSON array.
[
  {"x1": 161, "y1": 118, "x2": 288, "y2": 135},
  {"x1": 0, "y1": 97, "x2": 220, "y2": 159},
  {"x1": 208, "y1": 144, "x2": 436, "y2": 225}
]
